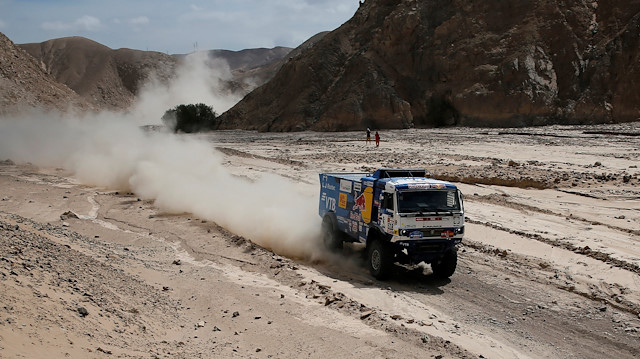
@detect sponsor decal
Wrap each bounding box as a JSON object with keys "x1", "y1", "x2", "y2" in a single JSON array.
[
  {"x1": 416, "y1": 217, "x2": 443, "y2": 221},
  {"x1": 354, "y1": 182, "x2": 362, "y2": 193},
  {"x1": 407, "y1": 183, "x2": 446, "y2": 189},
  {"x1": 409, "y1": 231, "x2": 423, "y2": 239},
  {"x1": 340, "y1": 180, "x2": 352, "y2": 193},
  {"x1": 338, "y1": 192, "x2": 347, "y2": 209},
  {"x1": 323, "y1": 183, "x2": 337, "y2": 191},
  {"x1": 441, "y1": 230, "x2": 455, "y2": 238},
  {"x1": 325, "y1": 197, "x2": 336, "y2": 211},
  {"x1": 353, "y1": 187, "x2": 374, "y2": 223},
  {"x1": 349, "y1": 211, "x2": 361, "y2": 221},
  {"x1": 363, "y1": 180, "x2": 374, "y2": 187},
  {"x1": 353, "y1": 192, "x2": 366, "y2": 211}
]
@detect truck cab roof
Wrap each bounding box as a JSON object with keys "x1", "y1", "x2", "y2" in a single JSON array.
[
  {"x1": 368, "y1": 169, "x2": 458, "y2": 191},
  {"x1": 383, "y1": 177, "x2": 458, "y2": 191},
  {"x1": 320, "y1": 168, "x2": 458, "y2": 191}
]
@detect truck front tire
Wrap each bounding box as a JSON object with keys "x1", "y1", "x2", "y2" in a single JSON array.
[
  {"x1": 367, "y1": 240, "x2": 392, "y2": 279},
  {"x1": 322, "y1": 215, "x2": 343, "y2": 251},
  {"x1": 431, "y1": 247, "x2": 458, "y2": 279}
]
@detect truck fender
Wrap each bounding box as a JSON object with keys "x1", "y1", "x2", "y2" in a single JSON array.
[{"x1": 365, "y1": 227, "x2": 387, "y2": 248}]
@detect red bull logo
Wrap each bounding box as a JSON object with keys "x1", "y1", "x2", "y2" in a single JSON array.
[
  {"x1": 353, "y1": 193, "x2": 366, "y2": 211},
  {"x1": 352, "y1": 187, "x2": 374, "y2": 224}
]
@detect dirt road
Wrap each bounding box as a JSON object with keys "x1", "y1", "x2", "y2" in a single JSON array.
[{"x1": 1, "y1": 124, "x2": 639, "y2": 358}]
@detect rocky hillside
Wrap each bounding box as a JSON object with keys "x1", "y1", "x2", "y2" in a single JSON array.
[
  {"x1": 217, "y1": 0, "x2": 640, "y2": 131},
  {"x1": 19, "y1": 37, "x2": 292, "y2": 111},
  {"x1": 20, "y1": 37, "x2": 177, "y2": 110},
  {"x1": 0, "y1": 33, "x2": 93, "y2": 114},
  {"x1": 203, "y1": 46, "x2": 294, "y2": 94}
]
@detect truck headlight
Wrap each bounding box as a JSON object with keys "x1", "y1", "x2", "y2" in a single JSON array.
[{"x1": 455, "y1": 226, "x2": 464, "y2": 235}]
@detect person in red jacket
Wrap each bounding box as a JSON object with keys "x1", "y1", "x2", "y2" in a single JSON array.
[{"x1": 375, "y1": 131, "x2": 380, "y2": 147}]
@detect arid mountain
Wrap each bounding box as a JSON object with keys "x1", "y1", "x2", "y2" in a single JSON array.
[
  {"x1": 217, "y1": 0, "x2": 640, "y2": 131},
  {"x1": 19, "y1": 37, "x2": 292, "y2": 111},
  {"x1": 0, "y1": 32, "x2": 93, "y2": 115},
  {"x1": 19, "y1": 37, "x2": 177, "y2": 110}
]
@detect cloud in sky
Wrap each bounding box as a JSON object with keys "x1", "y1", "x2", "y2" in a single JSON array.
[
  {"x1": 41, "y1": 15, "x2": 102, "y2": 32},
  {"x1": 1, "y1": 0, "x2": 360, "y2": 53},
  {"x1": 128, "y1": 16, "x2": 149, "y2": 26}
]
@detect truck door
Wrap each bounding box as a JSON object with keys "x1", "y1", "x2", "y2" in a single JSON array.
[{"x1": 380, "y1": 192, "x2": 395, "y2": 235}]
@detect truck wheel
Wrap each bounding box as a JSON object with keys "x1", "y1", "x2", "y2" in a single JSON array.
[
  {"x1": 367, "y1": 240, "x2": 392, "y2": 279},
  {"x1": 431, "y1": 248, "x2": 458, "y2": 279},
  {"x1": 322, "y1": 215, "x2": 343, "y2": 251}
]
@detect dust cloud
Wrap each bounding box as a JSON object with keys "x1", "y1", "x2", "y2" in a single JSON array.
[
  {"x1": 0, "y1": 54, "x2": 323, "y2": 261},
  {"x1": 132, "y1": 51, "x2": 243, "y2": 125}
]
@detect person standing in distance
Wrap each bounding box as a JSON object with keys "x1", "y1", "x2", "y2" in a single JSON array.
[
  {"x1": 366, "y1": 128, "x2": 371, "y2": 144},
  {"x1": 375, "y1": 131, "x2": 380, "y2": 147}
]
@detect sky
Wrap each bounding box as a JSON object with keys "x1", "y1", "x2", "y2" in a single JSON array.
[{"x1": 0, "y1": 0, "x2": 361, "y2": 54}]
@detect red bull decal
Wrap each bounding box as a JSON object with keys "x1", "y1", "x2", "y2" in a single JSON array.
[
  {"x1": 353, "y1": 192, "x2": 366, "y2": 211},
  {"x1": 353, "y1": 187, "x2": 374, "y2": 224}
]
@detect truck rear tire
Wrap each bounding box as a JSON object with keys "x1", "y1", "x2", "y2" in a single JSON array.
[
  {"x1": 322, "y1": 215, "x2": 343, "y2": 251},
  {"x1": 431, "y1": 247, "x2": 458, "y2": 279},
  {"x1": 367, "y1": 240, "x2": 392, "y2": 279}
]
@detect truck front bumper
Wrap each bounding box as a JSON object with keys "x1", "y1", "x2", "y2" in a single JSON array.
[{"x1": 391, "y1": 237, "x2": 462, "y2": 265}]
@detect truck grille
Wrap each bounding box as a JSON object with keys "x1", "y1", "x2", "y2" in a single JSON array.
[{"x1": 420, "y1": 228, "x2": 446, "y2": 237}]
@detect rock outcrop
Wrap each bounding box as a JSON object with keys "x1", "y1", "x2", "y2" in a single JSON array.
[
  {"x1": 0, "y1": 32, "x2": 93, "y2": 115},
  {"x1": 217, "y1": 0, "x2": 640, "y2": 131}
]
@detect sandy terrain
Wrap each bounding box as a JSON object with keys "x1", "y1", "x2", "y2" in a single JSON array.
[{"x1": 1, "y1": 123, "x2": 639, "y2": 358}]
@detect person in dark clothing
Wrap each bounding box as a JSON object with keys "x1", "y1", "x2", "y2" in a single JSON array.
[{"x1": 366, "y1": 128, "x2": 371, "y2": 144}]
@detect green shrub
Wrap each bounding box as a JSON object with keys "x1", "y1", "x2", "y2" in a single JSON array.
[{"x1": 162, "y1": 103, "x2": 217, "y2": 133}]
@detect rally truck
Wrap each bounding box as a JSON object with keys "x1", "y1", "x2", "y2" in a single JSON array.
[{"x1": 318, "y1": 169, "x2": 464, "y2": 279}]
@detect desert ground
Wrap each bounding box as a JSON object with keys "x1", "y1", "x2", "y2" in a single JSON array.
[{"x1": 1, "y1": 123, "x2": 639, "y2": 358}]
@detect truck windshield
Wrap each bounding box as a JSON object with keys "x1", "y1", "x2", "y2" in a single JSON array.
[{"x1": 397, "y1": 190, "x2": 461, "y2": 213}]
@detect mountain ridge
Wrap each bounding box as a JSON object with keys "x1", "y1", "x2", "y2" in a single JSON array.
[{"x1": 18, "y1": 36, "x2": 293, "y2": 111}]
